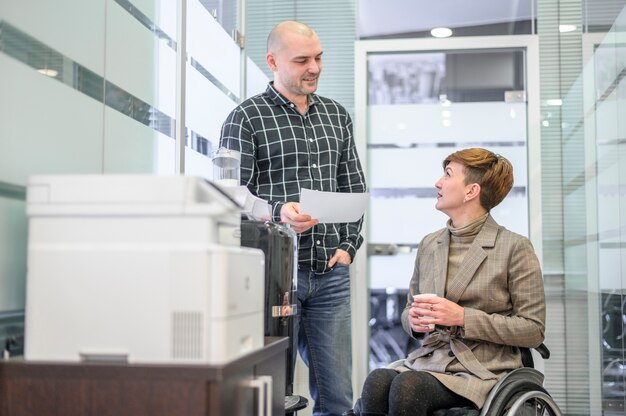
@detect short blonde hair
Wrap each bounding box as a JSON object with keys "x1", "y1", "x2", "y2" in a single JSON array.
[{"x1": 443, "y1": 148, "x2": 513, "y2": 211}]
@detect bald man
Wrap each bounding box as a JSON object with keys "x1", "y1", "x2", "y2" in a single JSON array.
[{"x1": 219, "y1": 21, "x2": 366, "y2": 416}]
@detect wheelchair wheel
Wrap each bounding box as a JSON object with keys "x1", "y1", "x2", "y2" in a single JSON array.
[
  {"x1": 506, "y1": 391, "x2": 562, "y2": 416},
  {"x1": 485, "y1": 379, "x2": 561, "y2": 416}
]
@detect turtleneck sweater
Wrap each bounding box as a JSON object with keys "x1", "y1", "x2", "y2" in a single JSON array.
[{"x1": 445, "y1": 213, "x2": 489, "y2": 293}]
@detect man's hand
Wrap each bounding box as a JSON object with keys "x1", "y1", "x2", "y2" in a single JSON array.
[
  {"x1": 280, "y1": 202, "x2": 318, "y2": 233},
  {"x1": 328, "y1": 248, "x2": 351, "y2": 268}
]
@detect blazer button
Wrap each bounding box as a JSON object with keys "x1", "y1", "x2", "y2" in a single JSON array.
[{"x1": 448, "y1": 350, "x2": 455, "y2": 357}]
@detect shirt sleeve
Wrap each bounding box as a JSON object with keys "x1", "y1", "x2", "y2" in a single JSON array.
[{"x1": 219, "y1": 107, "x2": 285, "y2": 220}]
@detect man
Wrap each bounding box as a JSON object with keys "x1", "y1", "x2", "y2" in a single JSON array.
[{"x1": 219, "y1": 20, "x2": 366, "y2": 416}]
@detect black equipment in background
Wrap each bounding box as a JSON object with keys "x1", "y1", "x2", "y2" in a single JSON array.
[{"x1": 240, "y1": 220, "x2": 307, "y2": 414}]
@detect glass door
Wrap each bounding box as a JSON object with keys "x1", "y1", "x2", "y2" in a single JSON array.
[{"x1": 352, "y1": 36, "x2": 541, "y2": 385}]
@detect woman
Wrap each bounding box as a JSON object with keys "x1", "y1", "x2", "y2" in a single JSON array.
[{"x1": 355, "y1": 148, "x2": 545, "y2": 415}]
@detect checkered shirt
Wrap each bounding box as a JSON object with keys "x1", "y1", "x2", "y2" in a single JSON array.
[{"x1": 219, "y1": 83, "x2": 366, "y2": 274}]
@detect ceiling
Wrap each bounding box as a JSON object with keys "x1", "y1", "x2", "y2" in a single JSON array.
[
  {"x1": 357, "y1": 0, "x2": 626, "y2": 38},
  {"x1": 358, "y1": 0, "x2": 533, "y2": 38}
]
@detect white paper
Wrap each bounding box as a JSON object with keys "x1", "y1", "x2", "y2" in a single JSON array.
[{"x1": 299, "y1": 189, "x2": 369, "y2": 223}]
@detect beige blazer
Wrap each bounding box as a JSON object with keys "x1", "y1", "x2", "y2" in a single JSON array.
[{"x1": 400, "y1": 215, "x2": 545, "y2": 409}]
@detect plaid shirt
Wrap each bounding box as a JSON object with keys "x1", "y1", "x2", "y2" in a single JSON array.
[{"x1": 219, "y1": 83, "x2": 366, "y2": 274}]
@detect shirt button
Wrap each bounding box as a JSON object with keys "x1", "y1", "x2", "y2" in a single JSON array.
[
  {"x1": 309, "y1": 138, "x2": 313, "y2": 142},
  {"x1": 316, "y1": 240, "x2": 321, "y2": 245},
  {"x1": 448, "y1": 350, "x2": 454, "y2": 357},
  {"x1": 312, "y1": 163, "x2": 317, "y2": 168},
  {"x1": 290, "y1": 103, "x2": 294, "y2": 107}
]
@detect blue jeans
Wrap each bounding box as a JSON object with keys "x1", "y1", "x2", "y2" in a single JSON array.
[{"x1": 294, "y1": 264, "x2": 353, "y2": 416}]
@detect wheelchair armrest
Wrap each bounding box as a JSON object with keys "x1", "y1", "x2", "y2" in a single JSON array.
[
  {"x1": 535, "y1": 343, "x2": 550, "y2": 359},
  {"x1": 521, "y1": 343, "x2": 551, "y2": 368}
]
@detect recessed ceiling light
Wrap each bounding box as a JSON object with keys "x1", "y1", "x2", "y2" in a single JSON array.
[
  {"x1": 431, "y1": 27, "x2": 453, "y2": 38},
  {"x1": 439, "y1": 94, "x2": 451, "y2": 107},
  {"x1": 559, "y1": 24, "x2": 577, "y2": 33},
  {"x1": 545, "y1": 99, "x2": 563, "y2": 106},
  {"x1": 37, "y1": 68, "x2": 58, "y2": 77}
]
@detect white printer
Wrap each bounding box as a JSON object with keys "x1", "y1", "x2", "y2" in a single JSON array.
[{"x1": 24, "y1": 175, "x2": 265, "y2": 365}]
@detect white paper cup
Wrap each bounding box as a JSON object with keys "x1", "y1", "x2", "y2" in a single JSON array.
[{"x1": 413, "y1": 293, "x2": 436, "y2": 329}]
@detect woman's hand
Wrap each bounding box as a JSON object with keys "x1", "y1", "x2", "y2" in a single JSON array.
[
  {"x1": 409, "y1": 296, "x2": 465, "y2": 332},
  {"x1": 408, "y1": 305, "x2": 435, "y2": 333}
]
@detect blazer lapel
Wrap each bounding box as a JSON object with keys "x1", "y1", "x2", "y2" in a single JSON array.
[
  {"x1": 433, "y1": 230, "x2": 450, "y2": 297},
  {"x1": 445, "y1": 216, "x2": 499, "y2": 303}
]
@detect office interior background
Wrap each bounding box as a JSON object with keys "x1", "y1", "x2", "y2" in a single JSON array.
[{"x1": 0, "y1": 0, "x2": 625, "y2": 414}]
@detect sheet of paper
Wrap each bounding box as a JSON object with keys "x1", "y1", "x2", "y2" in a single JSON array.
[{"x1": 299, "y1": 189, "x2": 369, "y2": 223}]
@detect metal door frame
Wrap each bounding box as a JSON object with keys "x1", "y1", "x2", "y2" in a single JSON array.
[{"x1": 350, "y1": 35, "x2": 541, "y2": 394}]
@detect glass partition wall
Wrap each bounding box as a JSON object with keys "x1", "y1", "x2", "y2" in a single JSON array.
[
  {"x1": 585, "y1": 20, "x2": 626, "y2": 416},
  {"x1": 354, "y1": 2, "x2": 626, "y2": 414},
  {"x1": 536, "y1": 2, "x2": 625, "y2": 414},
  {"x1": 0, "y1": 0, "x2": 269, "y2": 356}
]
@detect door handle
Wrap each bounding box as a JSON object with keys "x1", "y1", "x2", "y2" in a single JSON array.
[{"x1": 241, "y1": 375, "x2": 273, "y2": 416}]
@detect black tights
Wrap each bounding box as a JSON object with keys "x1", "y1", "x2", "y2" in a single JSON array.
[{"x1": 359, "y1": 368, "x2": 474, "y2": 416}]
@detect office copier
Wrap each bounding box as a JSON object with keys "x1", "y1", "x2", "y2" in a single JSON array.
[{"x1": 24, "y1": 175, "x2": 265, "y2": 365}]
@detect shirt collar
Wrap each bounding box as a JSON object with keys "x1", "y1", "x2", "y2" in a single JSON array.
[{"x1": 265, "y1": 82, "x2": 319, "y2": 108}]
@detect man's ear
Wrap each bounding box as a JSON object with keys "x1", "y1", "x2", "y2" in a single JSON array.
[{"x1": 266, "y1": 52, "x2": 277, "y2": 72}]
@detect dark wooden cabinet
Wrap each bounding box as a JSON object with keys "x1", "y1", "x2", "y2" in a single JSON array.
[{"x1": 0, "y1": 337, "x2": 287, "y2": 416}]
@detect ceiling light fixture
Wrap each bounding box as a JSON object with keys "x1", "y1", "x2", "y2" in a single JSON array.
[
  {"x1": 431, "y1": 27, "x2": 453, "y2": 38},
  {"x1": 439, "y1": 94, "x2": 451, "y2": 107},
  {"x1": 37, "y1": 68, "x2": 58, "y2": 77},
  {"x1": 559, "y1": 24, "x2": 577, "y2": 33},
  {"x1": 545, "y1": 99, "x2": 563, "y2": 106}
]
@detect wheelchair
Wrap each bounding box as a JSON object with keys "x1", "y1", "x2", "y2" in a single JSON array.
[{"x1": 344, "y1": 343, "x2": 562, "y2": 416}]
